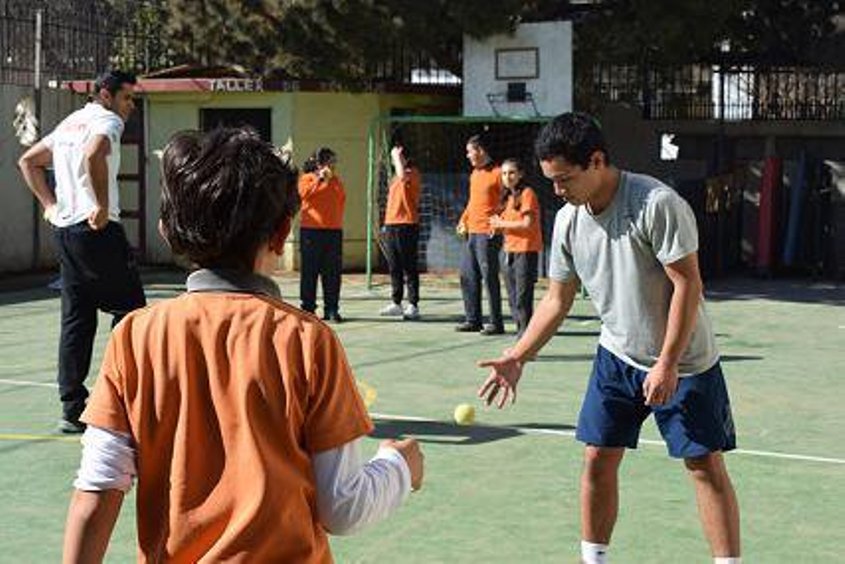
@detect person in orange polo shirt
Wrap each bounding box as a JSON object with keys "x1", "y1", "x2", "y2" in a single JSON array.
[
  {"x1": 299, "y1": 147, "x2": 345, "y2": 322},
  {"x1": 62, "y1": 128, "x2": 424, "y2": 563},
  {"x1": 456, "y1": 134, "x2": 504, "y2": 335},
  {"x1": 379, "y1": 144, "x2": 422, "y2": 320},
  {"x1": 490, "y1": 158, "x2": 543, "y2": 338}
]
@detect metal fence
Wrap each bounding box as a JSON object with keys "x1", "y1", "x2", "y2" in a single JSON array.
[
  {"x1": 586, "y1": 63, "x2": 845, "y2": 121},
  {"x1": 366, "y1": 40, "x2": 462, "y2": 86},
  {"x1": 0, "y1": 0, "x2": 169, "y2": 86},
  {"x1": 1, "y1": 0, "x2": 459, "y2": 88}
]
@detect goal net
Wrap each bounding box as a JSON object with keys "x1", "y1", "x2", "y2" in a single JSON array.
[{"x1": 365, "y1": 116, "x2": 561, "y2": 288}]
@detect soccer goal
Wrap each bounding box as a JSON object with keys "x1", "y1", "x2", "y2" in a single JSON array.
[{"x1": 365, "y1": 115, "x2": 561, "y2": 289}]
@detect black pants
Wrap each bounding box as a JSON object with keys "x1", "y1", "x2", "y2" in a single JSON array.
[
  {"x1": 54, "y1": 221, "x2": 146, "y2": 421},
  {"x1": 381, "y1": 224, "x2": 419, "y2": 306},
  {"x1": 504, "y1": 252, "x2": 538, "y2": 337},
  {"x1": 460, "y1": 233, "x2": 503, "y2": 328},
  {"x1": 300, "y1": 228, "x2": 342, "y2": 315}
]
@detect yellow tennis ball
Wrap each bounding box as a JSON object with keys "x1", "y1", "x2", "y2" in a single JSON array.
[{"x1": 453, "y1": 403, "x2": 475, "y2": 426}]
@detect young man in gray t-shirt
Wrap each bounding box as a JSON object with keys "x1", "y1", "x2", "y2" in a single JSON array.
[{"x1": 477, "y1": 113, "x2": 740, "y2": 564}]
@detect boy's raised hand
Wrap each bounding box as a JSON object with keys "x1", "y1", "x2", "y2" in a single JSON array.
[{"x1": 477, "y1": 353, "x2": 523, "y2": 408}]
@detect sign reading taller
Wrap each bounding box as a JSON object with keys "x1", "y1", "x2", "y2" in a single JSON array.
[{"x1": 463, "y1": 21, "x2": 573, "y2": 118}]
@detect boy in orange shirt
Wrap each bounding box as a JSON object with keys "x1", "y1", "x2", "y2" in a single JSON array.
[
  {"x1": 299, "y1": 147, "x2": 346, "y2": 322},
  {"x1": 62, "y1": 128, "x2": 424, "y2": 563},
  {"x1": 379, "y1": 144, "x2": 422, "y2": 320},
  {"x1": 455, "y1": 134, "x2": 504, "y2": 335},
  {"x1": 490, "y1": 158, "x2": 543, "y2": 337}
]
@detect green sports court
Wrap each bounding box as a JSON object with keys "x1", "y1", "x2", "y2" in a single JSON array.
[
  {"x1": 0, "y1": 271, "x2": 842, "y2": 563},
  {"x1": 2, "y1": 2, "x2": 844, "y2": 562}
]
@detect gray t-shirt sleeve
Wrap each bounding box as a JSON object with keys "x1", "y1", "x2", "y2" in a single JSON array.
[
  {"x1": 647, "y1": 190, "x2": 699, "y2": 265},
  {"x1": 548, "y1": 207, "x2": 577, "y2": 282}
]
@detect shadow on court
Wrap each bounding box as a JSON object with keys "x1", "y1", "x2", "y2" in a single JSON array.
[
  {"x1": 371, "y1": 418, "x2": 579, "y2": 446},
  {"x1": 342, "y1": 295, "x2": 463, "y2": 304},
  {"x1": 372, "y1": 418, "x2": 521, "y2": 445},
  {"x1": 706, "y1": 277, "x2": 845, "y2": 305},
  {"x1": 533, "y1": 353, "x2": 762, "y2": 364},
  {"x1": 555, "y1": 330, "x2": 601, "y2": 337},
  {"x1": 352, "y1": 339, "x2": 493, "y2": 370},
  {"x1": 514, "y1": 422, "x2": 577, "y2": 433},
  {"x1": 532, "y1": 353, "x2": 597, "y2": 363},
  {"x1": 720, "y1": 354, "x2": 764, "y2": 362},
  {"x1": 340, "y1": 314, "x2": 465, "y2": 325},
  {"x1": 0, "y1": 287, "x2": 58, "y2": 307},
  {"x1": 0, "y1": 267, "x2": 187, "y2": 306},
  {"x1": 567, "y1": 314, "x2": 600, "y2": 322}
]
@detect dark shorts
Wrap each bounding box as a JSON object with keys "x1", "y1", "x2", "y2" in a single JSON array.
[{"x1": 576, "y1": 346, "x2": 736, "y2": 459}]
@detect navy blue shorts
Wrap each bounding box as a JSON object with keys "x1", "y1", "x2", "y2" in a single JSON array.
[{"x1": 576, "y1": 346, "x2": 736, "y2": 459}]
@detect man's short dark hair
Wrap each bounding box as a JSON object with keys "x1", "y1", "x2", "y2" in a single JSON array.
[
  {"x1": 94, "y1": 70, "x2": 137, "y2": 96},
  {"x1": 534, "y1": 112, "x2": 609, "y2": 169},
  {"x1": 160, "y1": 127, "x2": 300, "y2": 270}
]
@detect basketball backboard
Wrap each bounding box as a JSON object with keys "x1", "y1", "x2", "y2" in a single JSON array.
[{"x1": 463, "y1": 21, "x2": 572, "y2": 118}]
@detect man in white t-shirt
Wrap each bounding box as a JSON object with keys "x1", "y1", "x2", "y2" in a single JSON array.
[
  {"x1": 476, "y1": 113, "x2": 741, "y2": 564},
  {"x1": 18, "y1": 70, "x2": 146, "y2": 433}
]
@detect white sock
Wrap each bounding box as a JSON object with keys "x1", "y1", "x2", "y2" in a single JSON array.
[
  {"x1": 581, "y1": 540, "x2": 609, "y2": 564},
  {"x1": 714, "y1": 558, "x2": 741, "y2": 564}
]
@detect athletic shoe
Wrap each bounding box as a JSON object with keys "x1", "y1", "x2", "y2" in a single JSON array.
[
  {"x1": 455, "y1": 321, "x2": 482, "y2": 332},
  {"x1": 379, "y1": 303, "x2": 404, "y2": 316},
  {"x1": 480, "y1": 324, "x2": 505, "y2": 336},
  {"x1": 57, "y1": 418, "x2": 86, "y2": 434},
  {"x1": 402, "y1": 304, "x2": 420, "y2": 320},
  {"x1": 324, "y1": 312, "x2": 344, "y2": 324}
]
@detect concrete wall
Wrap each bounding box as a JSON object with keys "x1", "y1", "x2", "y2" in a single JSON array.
[
  {"x1": 144, "y1": 91, "x2": 296, "y2": 266},
  {"x1": 463, "y1": 21, "x2": 572, "y2": 118},
  {"x1": 0, "y1": 86, "x2": 78, "y2": 274},
  {"x1": 290, "y1": 92, "x2": 379, "y2": 271},
  {"x1": 142, "y1": 89, "x2": 456, "y2": 273}
]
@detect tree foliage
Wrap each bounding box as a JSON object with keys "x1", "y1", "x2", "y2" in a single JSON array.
[
  {"x1": 156, "y1": 0, "x2": 843, "y2": 78},
  {"x1": 573, "y1": 0, "x2": 843, "y2": 67},
  {"x1": 725, "y1": 0, "x2": 842, "y2": 65},
  {"x1": 163, "y1": 0, "x2": 524, "y2": 80}
]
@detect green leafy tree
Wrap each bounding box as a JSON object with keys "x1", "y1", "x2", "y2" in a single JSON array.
[
  {"x1": 157, "y1": 0, "x2": 842, "y2": 80},
  {"x1": 571, "y1": 0, "x2": 842, "y2": 66},
  {"x1": 163, "y1": 0, "x2": 524, "y2": 80},
  {"x1": 724, "y1": 0, "x2": 842, "y2": 65}
]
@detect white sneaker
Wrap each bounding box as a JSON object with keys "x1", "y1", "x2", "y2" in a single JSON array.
[
  {"x1": 402, "y1": 303, "x2": 420, "y2": 320},
  {"x1": 379, "y1": 303, "x2": 404, "y2": 316}
]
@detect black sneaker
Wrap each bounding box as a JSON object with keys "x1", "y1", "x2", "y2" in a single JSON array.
[
  {"x1": 480, "y1": 324, "x2": 505, "y2": 336},
  {"x1": 324, "y1": 312, "x2": 344, "y2": 324},
  {"x1": 57, "y1": 418, "x2": 86, "y2": 434},
  {"x1": 455, "y1": 321, "x2": 482, "y2": 332}
]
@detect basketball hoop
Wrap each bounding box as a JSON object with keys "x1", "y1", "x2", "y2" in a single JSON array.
[
  {"x1": 485, "y1": 89, "x2": 540, "y2": 117},
  {"x1": 463, "y1": 21, "x2": 572, "y2": 118}
]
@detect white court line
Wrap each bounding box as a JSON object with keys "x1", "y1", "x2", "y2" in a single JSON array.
[
  {"x1": 370, "y1": 412, "x2": 845, "y2": 466},
  {"x1": 3, "y1": 378, "x2": 842, "y2": 465},
  {"x1": 0, "y1": 378, "x2": 56, "y2": 388}
]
